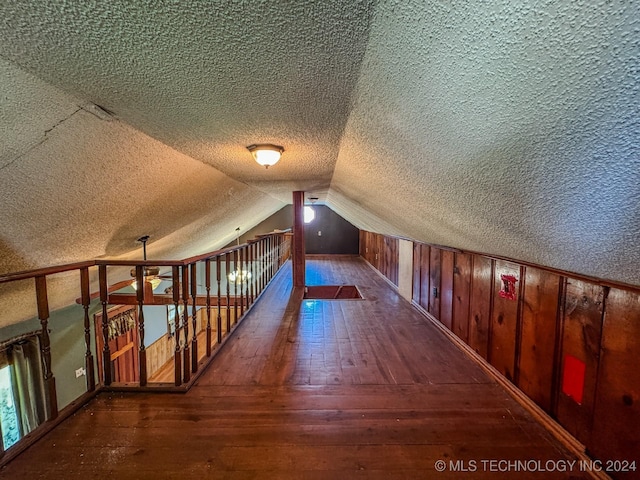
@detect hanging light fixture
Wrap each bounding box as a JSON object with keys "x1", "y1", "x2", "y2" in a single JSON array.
[
  {"x1": 130, "y1": 235, "x2": 162, "y2": 291},
  {"x1": 228, "y1": 269, "x2": 252, "y2": 284},
  {"x1": 228, "y1": 227, "x2": 252, "y2": 284},
  {"x1": 247, "y1": 144, "x2": 284, "y2": 169}
]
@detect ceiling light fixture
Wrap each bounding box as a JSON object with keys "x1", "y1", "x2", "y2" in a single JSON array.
[
  {"x1": 130, "y1": 235, "x2": 162, "y2": 291},
  {"x1": 247, "y1": 144, "x2": 284, "y2": 169}
]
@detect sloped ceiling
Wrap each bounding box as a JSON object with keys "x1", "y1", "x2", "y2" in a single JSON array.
[
  {"x1": 0, "y1": 0, "x2": 638, "y2": 322},
  {"x1": 331, "y1": 1, "x2": 639, "y2": 285}
]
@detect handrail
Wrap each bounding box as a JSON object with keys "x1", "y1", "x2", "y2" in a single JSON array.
[
  {"x1": 94, "y1": 259, "x2": 185, "y2": 267},
  {"x1": 0, "y1": 260, "x2": 96, "y2": 284},
  {"x1": 0, "y1": 230, "x2": 292, "y2": 284},
  {"x1": 182, "y1": 229, "x2": 292, "y2": 265}
]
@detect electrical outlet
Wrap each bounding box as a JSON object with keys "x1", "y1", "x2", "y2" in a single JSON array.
[{"x1": 75, "y1": 367, "x2": 86, "y2": 378}]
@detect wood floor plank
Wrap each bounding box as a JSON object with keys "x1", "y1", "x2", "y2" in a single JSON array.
[{"x1": 0, "y1": 257, "x2": 590, "y2": 479}]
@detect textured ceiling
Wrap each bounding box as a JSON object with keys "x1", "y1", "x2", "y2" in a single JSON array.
[
  {"x1": 0, "y1": 0, "x2": 638, "y2": 325},
  {"x1": 331, "y1": 0, "x2": 640, "y2": 284},
  {"x1": 0, "y1": 0, "x2": 373, "y2": 202}
]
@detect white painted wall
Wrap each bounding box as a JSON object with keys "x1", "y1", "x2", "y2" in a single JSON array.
[{"x1": 397, "y1": 239, "x2": 414, "y2": 302}]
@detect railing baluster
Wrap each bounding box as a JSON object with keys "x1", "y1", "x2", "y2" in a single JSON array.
[
  {"x1": 244, "y1": 245, "x2": 249, "y2": 308},
  {"x1": 172, "y1": 266, "x2": 182, "y2": 386},
  {"x1": 190, "y1": 263, "x2": 198, "y2": 373},
  {"x1": 271, "y1": 236, "x2": 276, "y2": 278},
  {"x1": 269, "y1": 236, "x2": 274, "y2": 280},
  {"x1": 233, "y1": 250, "x2": 239, "y2": 324},
  {"x1": 255, "y1": 242, "x2": 259, "y2": 295},
  {"x1": 181, "y1": 265, "x2": 190, "y2": 383},
  {"x1": 278, "y1": 234, "x2": 282, "y2": 268},
  {"x1": 256, "y1": 241, "x2": 261, "y2": 294},
  {"x1": 250, "y1": 242, "x2": 255, "y2": 304},
  {"x1": 268, "y1": 236, "x2": 273, "y2": 281},
  {"x1": 263, "y1": 238, "x2": 267, "y2": 285},
  {"x1": 266, "y1": 237, "x2": 271, "y2": 281},
  {"x1": 35, "y1": 275, "x2": 58, "y2": 420},
  {"x1": 261, "y1": 240, "x2": 264, "y2": 284},
  {"x1": 239, "y1": 248, "x2": 245, "y2": 317},
  {"x1": 265, "y1": 237, "x2": 270, "y2": 285},
  {"x1": 205, "y1": 259, "x2": 212, "y2": 357},
  {"x1": 98, "y1": 265, "x2": 111, "y2": 386},
  {"x1": 282, "y1": 234, "x2": 285, "y2": 266},
  {"x1": 216, "y1": 256, "x2": 222, "y2": 344},
  {"x1": 226, "y1": 252, "x2": 231, "y2": 333},
  {"x1": 135, "y1": 266, "x2": 147, "y2": 386},
  {"x1": 80, "y1": 267, "x2": 95, "y2": 392},
  {"x1": 260, "y1": 239, "x2": 266, "y2": 293}
]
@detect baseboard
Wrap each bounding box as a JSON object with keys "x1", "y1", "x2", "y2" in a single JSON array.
[{"x1": 361, "y1": 256, "x2": 401, "y2": 291}]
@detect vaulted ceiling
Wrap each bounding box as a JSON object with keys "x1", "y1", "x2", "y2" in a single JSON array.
[{"x1": 1, "y1": 1, "x2": 638, "y2": 303}]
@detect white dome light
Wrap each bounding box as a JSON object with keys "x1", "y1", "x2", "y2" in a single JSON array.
[{"x1": 247, "y1": 144, "x2": 284, "y2": 169}]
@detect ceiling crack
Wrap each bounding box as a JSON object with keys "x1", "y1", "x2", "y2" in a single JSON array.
[
  {"x1": 1, "y1": 106, "x2": 83, "y2": 172},
  {"x1": 44, "y1": 106, "x2": 82, "y2": 137}
]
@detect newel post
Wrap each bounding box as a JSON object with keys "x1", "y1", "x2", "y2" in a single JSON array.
[
  {"x1": 35, "y1": 276, "x2": 58, "y2": 419},
  {"x1": 135, "y1": 265, "x2": 147, "y2": 386},
  {"x1": 80, "y1": 268, "x2": 96, "y2": 391},
  {"x1": 98, "y1": 265, "x2": 111, "y2": 386},
  {"x1": 172, "y1": 266, "x2": 182, "y2": 386}
]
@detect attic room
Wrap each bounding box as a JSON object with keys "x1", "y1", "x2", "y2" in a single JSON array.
[{"x1": 0, "y1": 1, "x2": 638, "y2": 478}]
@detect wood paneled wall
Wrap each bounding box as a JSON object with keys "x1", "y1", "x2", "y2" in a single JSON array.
[
  {"x1": 359, "y1": 231, "x2": 399, "y2": 286},
  {"x1": 360, "y1": 231, "x2": 640, "y2": 474}
]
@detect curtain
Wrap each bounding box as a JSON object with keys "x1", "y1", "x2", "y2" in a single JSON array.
[{"x1": 10, "y1": 338, "x2": 47, "y2": 435}]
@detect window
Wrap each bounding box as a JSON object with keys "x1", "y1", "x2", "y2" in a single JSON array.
[
  {"x1": 0, "y1": 336, "x2": 49, "y2": 452},
  {"x1": 166, "y1": 305, "x2": 185, "y2": 338},
  {"x1": 304, "y1": 206, "x2": 315, "y2": 224},
  {"x1": 0, "y1": 365, "x2": 20, "y2": 449}
]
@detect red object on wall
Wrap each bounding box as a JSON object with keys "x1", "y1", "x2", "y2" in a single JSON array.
[
  {"x1": 499, "y1": 274, "x2": 518, "y2": 300},
  {"x1": 562, "y1": 354, "x2": 586, "y2": 405}
]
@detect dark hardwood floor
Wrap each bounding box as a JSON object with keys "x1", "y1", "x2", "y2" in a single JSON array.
[{"x1": 1, "y1": 257, "x2": 590, "y2": 479}]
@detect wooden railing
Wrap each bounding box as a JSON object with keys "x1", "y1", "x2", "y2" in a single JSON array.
[{"x1": 0, "y1": 231, "x2": 291, "y2": 461}]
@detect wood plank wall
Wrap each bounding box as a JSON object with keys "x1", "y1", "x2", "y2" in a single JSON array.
[
  {"x1": 359, "y1": 231, "x2": 399, "y2": 286},
  {"x1": 359, "y1": 231, "x2": 640, "y2": 473}
]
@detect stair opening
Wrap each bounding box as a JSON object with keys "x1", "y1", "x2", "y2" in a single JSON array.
[{"x1": 303, "y1": 285, "x2": 363, "y2": 300}]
